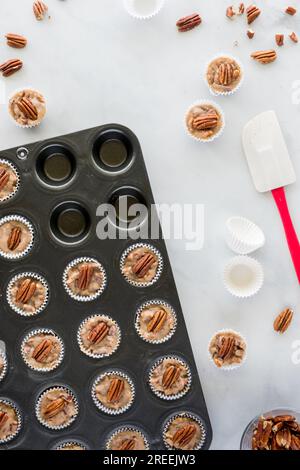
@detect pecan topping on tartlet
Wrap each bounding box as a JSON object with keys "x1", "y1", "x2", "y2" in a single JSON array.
[
  {"x1": 132, "y1": 253, "x2": 156, "y2": 278},
  {"x1": 0, "y1": 59, "x2": 23, "y2": 77},
  {"x1": 0, "y1": 401, "x2": 20, "y2": 442},
  {"x1": 118, "y1": 439, "x2": 135, "y2": 450},
  {"x1": 162, "y1": 365, "x2": 181, "y2": 389},
  {"x1": 193, "y1": 111, "x2": 219, "y2": 131},
  {"x1": 38, "y1": 388, "x2": 77, "y2": 429},
  {"x1": 176, "y1": 13, "x2": 202, "y2": 32},
  {"x1": 88, "y1": 322, "x2": 109, "y2": 344},
  {"x1": 0, "y1": 163, "x2": 19, "y2": 203},
  {"x1": 0, "y1": 169, "x2": 9, "y2": 191},
  {"x1": 150, "y1": 357, "x2": 190, "y2": 398},
  {"x1": 5, "y1": 33, "x2": 27, "y2": 48},
  {"x1": 0, "y1": 218, "x2": 33, "y2": 258},
  {"x1": 22, "y1": 330, "x2": 63, "y2": 371},
  {"x1": 252, "y1": 414, "x2": 300, "y2": 450},
  {"x1": 8, "y1": 273, "x2": 47, "y2": 316},
  {"x1": 76, "y1": 264, "x2": 94, "y2": 290},
  {"x1": 273, "y1": 308, "x2": 293, "y2": 334},
  {"x1": 147, "y1": 308, "x2": 167, "y2": 333},
  {"x1": 7, "y1": 226, "x2": 22, "y2": 251},
  {"x1": 44, "y1": 398, "x2": 66, "y2": 418},
  {"x1": 32, "y1": 339, "x2": 53, "y2": 362},
  {"x1": 78, "y1": 315, "x2": 120, "y2": 358},
  {"x1": 9, "y1": 89, "x2": 46, "y2": 127},
  {"x1": 93, "y1": 372, "x2": 134, "y2": 413},
  {"x1": 107, "y1": 378, "x2": 125, "y2": 403},
  {"x1": 16, "y1": 98, "x2": 38, "y2": 121},
  {"x1": 173, "y1": 424, "x2": 196, "y2": 447},
  {"x1": 16, "y1": 279, "x2": 36, "y2": 304},
  {"x1": 136, "y1": 302, "x2": 176, "y2": 343},
  {"x1": 0, "y1": 411, "x2": 8, "y2": 428}
]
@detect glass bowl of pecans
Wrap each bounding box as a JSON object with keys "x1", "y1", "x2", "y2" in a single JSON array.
[{"x1": 240, "y1": 409, "x2": 300, "y2": 450}]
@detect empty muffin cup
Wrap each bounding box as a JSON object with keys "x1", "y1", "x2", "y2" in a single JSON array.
[
  {"x1": 92, "y1": 129, "x2": 133, "y2": 173},
  {"x1": 123, "y1": 0, "x2": 165, "y2": 20},
  {"x1": 50, "y1": 202, "x2": 91, "y2": 244},
  {"x1": 223, "y1": 256, "x2": 264, "y2": 298},
  {"x1": 36, "y1": 145, "x2": 76, "y2": 187},
  {"x1": 109, "y1": 186, "x2": 148, "y2": 229},
  {"x1": 226, "y1": 216, "x2": 265, "y2": 255}
]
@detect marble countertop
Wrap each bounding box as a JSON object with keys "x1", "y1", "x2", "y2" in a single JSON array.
[{"x1": 0, "y1": 0, "x2": 299, "y2": 450}]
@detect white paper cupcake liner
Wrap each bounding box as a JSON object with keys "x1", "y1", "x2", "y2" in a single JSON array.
[
  {"x1": 91, "y1": 370, "x2": 135, "y2": 416},
  {"x1": 36, "y1": 386, "x2": 79, "y2": 431},
  {"x1": 0, "y1": 398, "x2": 22, "y2": 444},
  {"x1": 7, "y1": 272, "x2": 49, "y2": 316},
  {"x1": 184, "y1": 100, "x2": 225, "y2": 143},
  {"x1": 0, "y1": 159, "x2": 20, "y2": 203},
  {"x1": 208, "y1": 328, "x2": 248, "y2": 371},
  {"x1": 54, "y1": 440, "x2": 88, "y2": 450},
  {"x1": 21, "y1": 328, "x2": 64, "y2": 373},
  {"x1": 120, "y1": 243, "x2": 163, "y2": 288},
  {"x1": 106, "y1": 425, "x2": 150, "y2": 450},
  {"x1": 0, "y1": 215, "x2": 34, "y2": 260},
  {"x1": 0, "y1": 350, "x2": 8, "y2": 383},
  {"x1": 123, "y1": 0, "x2": 165, "y2": 20},
  {"x1": 63, "y1": 257, "x2": 107, "y2": 302},
  {"x1": 204, "y1": 54, "x2": 244, "y2": 96},
  {"x1": 163, "y1": 411, "x2": 206, "y2": 450},
  {"x1": 223, "y1": 255, "x2": 264, "y2": 298},
  {"x1": 8, "y1": 87, "x2": 47, "y2": 129},
  {"x1": 135, "y1": 300, "x2": 177, "y2": 344},
  {"x1": 226, "y1": 216, "x2": 265, "y2": 255},
  {"x1": 77, "y1": 314, "x2": 121, "y2": 359},
  {"x1": 148, "y1": 355, "x2": 192, "y2": 401}
]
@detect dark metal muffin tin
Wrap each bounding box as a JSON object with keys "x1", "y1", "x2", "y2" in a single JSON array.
[{"x1": 0, "y1": 124, "x2": 212, "y2": 449}]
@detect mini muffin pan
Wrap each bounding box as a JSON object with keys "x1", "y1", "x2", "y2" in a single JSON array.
[{"x1": 0, "y1": 124, "x2": 212, "y2": 449}]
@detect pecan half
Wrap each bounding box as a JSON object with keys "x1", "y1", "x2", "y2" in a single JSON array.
[
  {"x1": 87, "y1": 322, "x2": 109, "y2": 344},
  {"x1": 247, "y1": 29, "x2": 255, "y2": 39},
  {"x1": 276, "y1": 427, "x2": 291, "y2": 449},
  {"x1": 286, "y1": 6, "x2": 297, "y2": 16},
  {"x1": 275, "y1": 34, "x2": 284, "y2": 46},
  {"x1": 76, "y1": 264, "x2": 94, "y2": 290},
  {"x1": 5, "y1": 33, "x2": 27, "y2": 48},
  {"x1": 44, "y1": 398, "x2": 66, "y2": 418},
  {"x1": 251, "y1": 50, "x2": 277, "y2": 64},
  {"x1": 289, "y1": 32, "x2": 298, "y2": 43},
  {"x1": 17, "y1": 98, "x2": 38, "y2": 121},
  {"x1": 176, "y1": 13, "x2": 202, "y2": 32},
  {"x1": 132, "y1": 253, "x2": 156, "y2": 278},
  {"x1": 7, "y1": 226, "x2": 22, "y2": 251},
  {"x1": 273, "y1": 308, "x2": 293, "y2": 334},
  {"x1": 16, "y1": 279, "x2": 36, "y2": 304},
  {"x1": 0, "y1": 411, "x2": 8, "y2": 429},
  {"x1": 162, "y1": 365, "x2": 181, "y2": 389},
  {"x1": 218, "y1": 336, "x2": 235, "y2": 360},
  {"x1": 172, "y1": 424, "x2": 196, "y2": 448},
  {"x1": 0, "y1": 58, "x2": 23, "y2": 77},
  {"x1": 246, "y1": 5, "x2": 261, "y2": 24},
  {"x1": 118, "y1": 439, "x2": 135, "y2": 450},
  {"x1": 147, "y1": 308, "x2": 167, "y2": 333},
  {"x1": 32, "y1": 339, "x2": 53, "y2": 362},
  {"x1": 33, "y1": 1, "x2": 48, "y2": 20},
  {"x1": 0, "y1": 169, "x2": 9, "y2": 191},
  {"x1": 218, "y1": 63, "x2": 235, "y2": 85},
  {"x1": 291, "y1": 434, "x2": 300, "y2": 450},
  {"x1": 107, "y1": 378, "x2": 124, "y2": 403},
  {"x1": 193, "y1": 112, "x2": 219, "y2": 131},
  {"x1": 255, "y1": 419, "x2": 273, "y2": 449},
  {"x1": 273, "y1": 414, "x2": 295, "y2": 423}
]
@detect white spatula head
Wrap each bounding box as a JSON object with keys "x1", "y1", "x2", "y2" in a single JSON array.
[{"x1": 242, "y1": 110, "x2": 296, "y2": 192}]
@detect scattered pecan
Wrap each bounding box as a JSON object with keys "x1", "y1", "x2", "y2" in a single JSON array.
[
  {"x1": 107, "y1": 378, "x2": 124, "y2": 403},
  {"x1": 88, "y1": 322, "x2": 109, "y2": 344},
  {"x1": 0, "y1": 169, "x2": 9, "y2": 191},
  {"x1": 5, "y1": 33, "x2": 27, "y2": 48},
  {"x1": 7, "y1": 226, "x2": 22, "y2": 251},
  {"x1": 226, "y1": 6, "x2": 235, "y2": 19},
  {"x1": 252, "y1": 415, "x2": 300, "y2": 451},
  {"x1": 275, "y1": 34, "x2": 284, "y2": 46},
  {"x1": 44, "y1": 398, "x2": 66, "y2": 418},
  {"x1": 0, "y1": 411, "x2": 9, "y2": 429},
  {"x1": 251, "y1": 50, "x2": 277, "y2": 64},
  {"x1": 289, "y1": 31, "x2": 298, "y2": 43},
  {"x1": 132, "y1": 253, "x2": 156, "y2": 278},
  {"x1": 218, "y1": 336, "x2": 235, "y2": 360},
  {"x1": 247, "y1": 29, "x2": 255, "y2": 39},
  {"x1": 246, "y1": 5, "x2": 261, "y2": 24},
  {"x1": 0, "y1": 58, "x2": 23, "y2": 77},
  {"x1": 76, "y1": 264, "x2": 94, "y2": 290},
  {"x1": 193, "y1": 112, "x2": 219, "y2": 131},
  {"x1": 32, "y1": 339, "x2": 53, "y2": 362},
  {"x1": 176, "y1": 13, "x2": 202, "y2": 32},
  {"x1": 147, "y1": 309, "x2": 167, "y2": 333},
  {"x1": 162, "y1": 365, "x2": 181, "y2": 389},
  {"x1": 172, "y1": 425, "x2": 196, "y2": 448},
  {"x1": 33, "y1": 1, "x2": 48, "y2": 20},
  {"x1": 286, "y1": 6, "x2": 297, "y2": 16},
  {"x1": 16, "y1": 97, "x2": 38, "y2": 121},
  {"x1": 273, "y1": 308, "x2": 293, "y2": 333},
  {"x1": 118, "y1": 439, "x2": 135, "y2": 450},
  {"x1": 16, "y1": 279, "x2": 37, "y2": 304}
]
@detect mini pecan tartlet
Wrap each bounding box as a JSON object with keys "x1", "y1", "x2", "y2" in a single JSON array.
[
  {"x1": 0, "y1": 215, "x2": 34, "y2": 259},
  {"x1": 9, "y1": 89, "x2": 46, "y2": 128},
  {"x1": 21, "y1": 329, "x2": 64, "y2": 372},
  {"x1": 206, "y1": 56, "x2": 243, "y2": 95},
  {"x1": 63, "y1": 257, "x2": 106, "y2": 301},
  {"x1": 36, "y1": 386, "x2": 78, "y2": 430},
  {"x1": 209, "y1": 330, "x2": 247, "y2": 369},
  {"x1": 163, "y1": 412, "x2": 206, "y2": 450},
  {"x1": 135, "y1": 301, "x2": 177, "y2": 344},
  {"x1": 7, "y1": 272, "x2": 48, "y2": 316},
  {"x1": 0, "y1": 399, "x2": 22, "y2": 444},
  {"x1": 185, "y1": 102, "x2": 224, "y2": 142},
  {"x1": 77, "y1": 314, "x2": 121, "y2": 358},
  {"x1": 106, "y1": 426, "x2": 149, "y2": 450},
  {"x1": 149, "y1": 356, "x2": 191, "y2": 400},
  {"x1": 0, "y1": 160, "x2": 20, "y2": 203},
  {"x1": 92, "y1": 371, "x2": 135, "y2": 415},
  {"x1": 121, "y1": 243, "x2": 162, "y2": 287},
  {"x1": 252, "y1": 414, "x2": 300, "y2": 450}
]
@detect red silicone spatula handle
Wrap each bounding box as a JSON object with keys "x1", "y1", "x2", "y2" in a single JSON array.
[{"x1": 272, "y1": 187, "x2": 300, "y2": 283}]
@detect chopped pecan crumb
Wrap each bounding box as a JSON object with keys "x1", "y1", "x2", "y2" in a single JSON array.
[
  {"x1": 273, "y1": 308, "x2": 293, "y2": 333},
  {"x1": 289, "y1": 31, "x2": 298, "y2": 43},
  {"x1": 286, "y1": 6, "x2": 297, "y2": 16},
  {"x1": 275, "y1": 34, "x2": 284, "y2": 46},
  {"x1": 226, "y1": 6, "x2": 235, "y2": 19},
  {"x1": 247, "y1": 29, "x2": 255, "y2": 39}
]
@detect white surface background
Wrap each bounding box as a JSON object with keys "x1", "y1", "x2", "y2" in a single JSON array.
[{"x1": 0, "y1": 0, "x2": 299, "y2": 450}]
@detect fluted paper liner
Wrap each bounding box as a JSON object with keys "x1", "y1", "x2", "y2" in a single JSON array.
[
  {"x1": 0, "y1": 159, "x2": 20, "y2": 203},
  {"x1": 91, "y1": 370, "x2": 135, "y2": 416},
  {"x1": 7, "y1": 272, "x2": 49, "y2": 316},
  {"x1": 106, "y1": 425, "x2": 150, "y2": 450},
  {"x1": 163, "y1": 411, "x2": 206, "y2": 450},
  {"x1": 135, "y1": 300, "x2": 177, "y2": 344},
  {"x1": 226, "y1": 216, "x2": 265, "y2": 255},
  {"x1": 204, "y1": 54, "x2": 244, "y2": 96},
  {"x1": 223, "y1": 255, "x2": 264, "y2": 298},
  {"x1": 120, "y1": 243, "x2": 163, "y2": 288},
  {"x1": 0, "y1": 215, "x2": 34, "y2": 260},
  {"x1": 148, "y1": 355, "x2": 192, "y2": 400},
  {"x1": 21, "y1": 328, "x2": 64, "y2": 373},
  {"x1": 123, "y1": 0, "x2": 165, "y2": 20},
  {"x1": 184, "y1": 100, "x2": 225, "y2": 143},
  {"x1": 63, "y1": 257, "x2": 107, "y2": 302},
  {"x1": 208, "y1": 328, "x2": 248, "y2": 371},
  {"x1": 77, "y1": 314, "x2": 121, "y2": 359},
  {"x1": 54, "y1": 440, "x2": 88, "y2": 450},
  {"x1": 0, "y1": 398, "x2": 22, "y2": 444},
  {"x1": 0, "y1": 350, "x2": 8, "y2": 383},
  {"x1": 36, "y1": 386, "x2": 79, "y2": 431}
]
